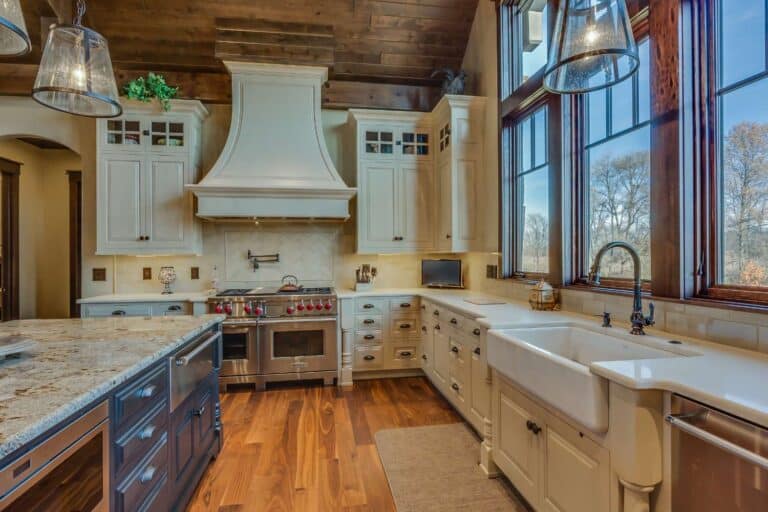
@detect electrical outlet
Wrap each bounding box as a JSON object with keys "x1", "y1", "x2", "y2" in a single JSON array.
[
  {"x1": 92, "y1": 268, "x2": 107, "y2": 282},
  {"x1": 143, "y1": 268, "x2": 152, "y2": 280},
  {"x1": 191, "y1": 267, "x2": 200, "y2": 280},
  {"x1": 486, "y1": 265, "x2": 498, "y2": 279}
]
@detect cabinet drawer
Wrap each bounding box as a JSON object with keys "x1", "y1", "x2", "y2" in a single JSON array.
[
  {"x1": 354, "y1": 345, "x2": 384, "y2": 369},
  {"x1": 448, "y1": 376, "x2": 467, "y2": 404},
  {"x1": 114, "y1": 365, "x2": 168, "y2": 431},
  {"x1": 85, "y1": 302, "x2": 152, "y2": 317},
  {"x1": 115, "y1": 436, "x2": 168, "y2": 512},
  {"x1": 444, "y1": 312, "x2": 464, "y2": 330},
  {"x1": 465, "y1": 320, "x2": 483, "y2": 338},
  {"x1": 115, "y1": 401, "x2": 169, "y2": 480},
  {"x1": 356, "y1": 298, "x2": 387, "y2": 314},
  {"x1": 138, "y1": 474, "x2": 168, "y2": 512},
  {"x1": 151, "y1": 302, "x2": 189, "y2": 316},
  {"x1": 391, "y1": 346, "x2": 419, "y2": 368},
  {"x1": 389, "y1": 297, "x2": 418, "y2": 311},
  {"x1": 355, "y1": 330, "x2": 384, "y2": 344},
  {"x1": 355, "y1": 315, "x2": 383, "y2": 330},
  {"x1": 390, "y1": 317, "x2": 419, "y2": 339}
]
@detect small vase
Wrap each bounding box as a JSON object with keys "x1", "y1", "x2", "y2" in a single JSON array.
[{"x1": 158, "y1": 266, "x2": 177, "y2": 295}]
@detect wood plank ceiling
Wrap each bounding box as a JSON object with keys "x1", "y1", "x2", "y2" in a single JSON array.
[{"x1": 3, "y1": 0, "x2": 480, "y2": 110}]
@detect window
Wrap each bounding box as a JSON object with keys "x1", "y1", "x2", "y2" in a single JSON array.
[
  {"x1": 714, "y1": 0, "x2": 768, "y2": 288},
  {"x1": 581, "y1": 39, "x2": 651, "y2": 282},
  {"x1": 513, "y1": 0, "x2": 550, "y2": 89},
  {"x1": 515, "y1": 106, "x2": 550, "y2": 274}
]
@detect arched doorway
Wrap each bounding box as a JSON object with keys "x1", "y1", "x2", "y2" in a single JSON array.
[{"x1": 0, "y1": 135, "x2": 82, "y2": 319}]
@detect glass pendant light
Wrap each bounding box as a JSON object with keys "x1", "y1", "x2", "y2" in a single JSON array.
[
  {"x1": 543, "y1": 0, "x2": 638, "y2": 94},
  {"x1": 32, "y1": 0, "x2": 121, "y2": 117},
  {"x1": 0, "y1": 0, "x2": 31, "y2": 56}
]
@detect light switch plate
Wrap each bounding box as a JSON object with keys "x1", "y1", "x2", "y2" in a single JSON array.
[
  {"x1": 191, "y1": 267, "x2": 200, "y2": 280},
  {"x1": 92, "y1": 268, "x2": 107, "y2": 282},
  {"x1": 143, "y1": 268, "x2": 152, "y2": 280}
]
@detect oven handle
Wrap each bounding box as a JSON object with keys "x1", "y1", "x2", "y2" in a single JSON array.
[
  {"x1": 257, "y1": 317, "x2": 337, "y2": 325},
  {"x1": 666, "y1": 413, "x2": 768, "y2": 471},
  {"x1": 175, "y1": 332, "x2": 221, "y2": 367}
]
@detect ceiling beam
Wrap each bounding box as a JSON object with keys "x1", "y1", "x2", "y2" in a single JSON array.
[{"x1": 0, "y1": 64, "x2": 440, "y2": 111}]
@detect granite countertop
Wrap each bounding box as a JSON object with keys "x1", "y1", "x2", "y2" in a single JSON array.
[
  {"x1": 0, "y1": 315, "x2": 224, "y2": 460},
  {"x1": 339, "y1": 287, "x2": 768, "y2": 427},
  {"x1": 77, "y1": 291, "x2": 215, "y2": 304}
]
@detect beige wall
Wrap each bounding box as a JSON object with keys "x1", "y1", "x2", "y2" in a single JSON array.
[{"x1": 0, "y1": 139, "x2": 80, "y2": 318}]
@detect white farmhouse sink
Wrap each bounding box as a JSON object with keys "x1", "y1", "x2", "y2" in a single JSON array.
[{"x1": 486, "y1": 323, "x2": 683, "y2": 433}]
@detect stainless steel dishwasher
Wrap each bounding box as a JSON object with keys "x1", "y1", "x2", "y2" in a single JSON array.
[{"x1": 667, "y1": 394, "x2": 768, "y2": 511}]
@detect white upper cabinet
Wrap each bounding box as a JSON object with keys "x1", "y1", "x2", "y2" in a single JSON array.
[
  {"x1": 96, "y1": 100, "x2": 208, "y2": 255},
  {"x1": 349, "y1": 96, "x2": 485, "y2": 255},
  {"x1": 349, "y1": 110, "x2": 435, "y2": 254},
  {"x1": 433, "y1": 95, "x2": 486, "y2": 253}
]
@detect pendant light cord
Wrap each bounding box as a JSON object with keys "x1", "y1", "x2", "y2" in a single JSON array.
[{"x1": 73, "y1": 0, "x2": 86, "y2": 26}]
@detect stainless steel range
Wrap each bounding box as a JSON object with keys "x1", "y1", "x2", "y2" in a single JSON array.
[{"x1": 208, "y1": 284, "x2": 338, "y2": 391}]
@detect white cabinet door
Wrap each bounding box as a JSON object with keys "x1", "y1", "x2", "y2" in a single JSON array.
[
  {"x1": 145, "y1": 156, "x2": 188, "y2": 249},
  {"x1": 359, "y1": 163, "x2": 398, "y2": 252},
  {"x1": 540, "y1": 423, "x2": 610, "y2": 512},
  {"x1": 99, "y1": 156, "x2": 144, "y2": 252},
  {"x1": 436, "y1": 159, "x2": 453, "y2": 250},
  {"x1": 420, "y1": 321, "x2": 434, "y2": 373},
  {"x1": 469, "y1": 333, "x2": 489, "y2": 432},
  {"x1": 432, "y1": 324, "x2": 449, "y2": 390},
  {"x1": 454, "y1": 158, "x2": 478, "y2": 249},
  {"x1": 398, "y1": 162, "x2": 433, "y2": 249},
  {"x1": 495, "y1": 383, "x2": 542, "y2": 508}
]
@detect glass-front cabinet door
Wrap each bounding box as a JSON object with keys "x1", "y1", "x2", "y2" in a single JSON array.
[
  {"x1": 150, "y1": 120, "x2": 186, "y2": 150},
  {"x1": 401, "y1": 130, "x2": 430, "y2": 157},
  {"x1": 104, "y1": 119, "x2": 143, "y2": 148},
  {"x1": 363, "y1": 127, "x2": 396, "y2": 157}
]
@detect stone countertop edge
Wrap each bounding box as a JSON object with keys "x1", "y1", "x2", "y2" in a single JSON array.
[
  {"x1": 77, "y1": 291, "x2": 216, "y2": 304},
  {"x1": 0, "y1": 315, "x2": 225, "y2": 461},
  {"x1": 338, "y1": 287, "x2": 768, "y2": 427}
]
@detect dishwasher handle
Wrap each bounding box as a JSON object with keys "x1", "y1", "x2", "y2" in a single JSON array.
[{"x1": 666, "y1": 413, "x2": 768, "y2": 471}]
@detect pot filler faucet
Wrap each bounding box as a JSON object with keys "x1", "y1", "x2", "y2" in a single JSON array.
[{"x1": 588, "y1": 241, "x2": 655, "y2": 335}]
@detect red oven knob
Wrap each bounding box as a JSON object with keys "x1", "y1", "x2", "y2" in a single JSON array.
[
  {"x1": 286, "y1": 305, "x2": 295, "y2": 314},
  {"x1": 254, "y1": 306, "x2": 263, "y2": 316},
  {"x1": 297, "y1": 302, "x2": 305, "y2": 311},
  {"x1": 306, "y1": 302, "x2": 315, "y2": 311},
  {"x1": 244, "y1": 303, "x2": 252, "y2": 314},
  {"x1": 324, "y1": 302, "x2": 333, "y2": 310},
  {"x1": 224, "y1": 303, "x2": 233, "y2": 315},
  {"x1": 214, "y1": 303, "x2": 223, "y2": 314}
]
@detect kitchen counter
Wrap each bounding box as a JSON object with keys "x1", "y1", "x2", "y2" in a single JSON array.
[
  {"x1": 339, "y1": 287, "x2": 768, "y2": 427},
  {"x1": 0, "y1": 314, "x2": 224, "y2": 460},
  {"x1": 77, "y1": 291, "x2": 214, "y2": 304}
]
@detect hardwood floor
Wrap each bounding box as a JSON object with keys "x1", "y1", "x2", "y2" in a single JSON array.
[{"x1": 186, "y1": 377, "x2": 463, "y2": 512}]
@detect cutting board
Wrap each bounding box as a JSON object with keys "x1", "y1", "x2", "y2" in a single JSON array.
[{"x1": 464, "y1": 298, "x2": 506, "y2": 305}]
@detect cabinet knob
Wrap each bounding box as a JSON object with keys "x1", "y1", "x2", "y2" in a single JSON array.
[
  {"x1": 136, "y1": 384, "x2": 156, "y2": 399},
  {"x1": 473, "y1": 328, "x2": 481, "y2": 336},
  {"x1": 400, "y1": 303, "x2": 411, "y2": 308},
  {"x1": 364, "y1": 334, "x2": 375, "y2": 340},
  {"x1": 400, "y1": 323, "x2": 411, "y2": 329},
  {"x1": 421, "y1": 326, "x2": 427, "y2": 333},
  {"x1": 422, "y1": 354, "x2": 427, "y2": 360},
  {"x1": 450, "y1": 318, "x2": 458, "y2": 325},
  {"x1": 400, "y1": 351, "x2": 412, "y2": 357},
  {"x1": 434, "y1": 324, "x2": 441, "y2": 330},
  {"x1": 139, "y1": 466, "x2": 157, "y2": 484},
  {"x1": 473, "y1": 347, "x2": 481, "y2": 356},
  {"x1": 451, "y1": 346, "x2": 459, "y2": 353},
  {"x1": 363, "y1": 355, "x2": 375, "y2": 361},
  {"x1": 193, "y1": 406, "x2": 206, "y2": 417},
  {"x1": 168, "y1": 305, "x2": 182, "y2": 312},
  {"x1": 451, "y1": 383, "x2": 460, "y2": 391},
  {"x1": 526, "y1": 420, "x2": 542, "y2": 435},
  {"x1": 446, "y1": 234, "x2": 452, "y2": 239},
  {"x1": 137, "y1": 425, "x2": 156, "y2": 441}
]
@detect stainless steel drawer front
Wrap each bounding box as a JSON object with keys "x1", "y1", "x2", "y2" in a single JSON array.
[{"x1": 170, "y1": 331, "x2": 221, "y2": 411}]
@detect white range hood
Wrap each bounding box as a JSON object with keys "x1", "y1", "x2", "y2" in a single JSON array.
[{"x1": 187, "y1": 62, "x2": 356, "y2": 220}]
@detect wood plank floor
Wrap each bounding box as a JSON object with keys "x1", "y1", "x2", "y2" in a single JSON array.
[{"x1": 186, "y1": 377, "x2": 463, "y2": 512}]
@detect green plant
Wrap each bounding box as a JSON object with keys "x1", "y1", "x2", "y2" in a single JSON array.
[{"x1": 122, "y1": 72, "x2": 180, "y2": 111}]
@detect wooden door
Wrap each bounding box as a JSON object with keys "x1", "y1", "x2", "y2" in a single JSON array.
[
  {"x1": 99, "y1": 155, "x2": 143, "y2": 252},
  {"x1": 359, "y1": 162, "x2": 398, "y2": 252},
  {"x1": 145, "y1": 156, "x2": 187, "y2": 249},
  {"x1": 398, "y1": 162, "x2": 434, "y2": 250},
  {"x1": 0, "y1": 158, "x2": 19, "y2": 321}
]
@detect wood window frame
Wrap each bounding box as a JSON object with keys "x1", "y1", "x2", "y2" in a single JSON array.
[
  {"x1": 692, "y1": 0, "x2": 768, "y2": 306},
  {"x1": 498, "y1": 0, "x2": 563, "y2": 285},
  {"x1": 568, "y1": 14, "x2": 652, "y2": 293}
]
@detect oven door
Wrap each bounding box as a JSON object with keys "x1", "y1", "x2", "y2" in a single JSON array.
[
  {"x1": 220, "y1": 323, "x2": 259, "y2": 377},
  {"x1": 258, "y1": 317, "x2": 338, "y2": 375}
]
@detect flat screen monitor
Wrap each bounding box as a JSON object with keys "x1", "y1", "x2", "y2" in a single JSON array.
[{"x1": 421, "y1": 259, "x2": 463, "y2": 288}]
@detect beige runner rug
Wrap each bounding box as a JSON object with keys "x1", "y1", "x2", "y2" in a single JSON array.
[{"x1": 374, "y1": 423, "x2": 529, "y2": 512}]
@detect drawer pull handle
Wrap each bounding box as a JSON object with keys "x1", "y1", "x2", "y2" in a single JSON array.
[
  {"x1": 451, "y1": 346, "x2": 459, "y2": 353},
  {"x1": 137, "y1": 425, "x2": 156, "y2": 441},
  {"x1": 400, "y1": 323, "x2": 411, "y2": 329},
  {"x1": 451, "y1": 383, "x2": 460, "y2": 391},
  {"x1": 136, "y1": 384, "x2": 156, "y2": 399},
  {"x1": 400, "y1": 351, "x2": 412, "y2": 357},
  {"x1": 433, "y1": 310, "x2": 440, "y2": 316},
  {"x1": 526, "y1": 420, "x2": 542, "y2": 435},
  {"x1": 400, "y1": 303, "x2": 411, "y2": 308},
  {"x1": 193, "y1": 406, "x2": 206, "y2": 417},
  {"x1": 364, "y1": 334, "x2": 375, "y2": 340},
  {"x1": 450, "y1": 318, "x2": 458, "y2": 325},
  {"x1": 473, "y1": 347, "x2": 481, "y2": 356},
  {"x1": 363, "y1": 355, "x2": 375, "y2": 361},
  {"x1": 112, "y1": 310, "x2": 127, "y2": 316},
  {"x1": 363, "y1": 319, "x2": 375, "y2": 324},
  {"x1": 168, "y1": 305, "x2": 182, "y2": 312},
  {"x1": 139, "y1": 466, "x2": 157, "y2": 484},
  {"x1": 473, "y1": 328, "x2": 481, "y2": 336},
  {"x1": 363, "y1": 304, "x2": 375, "y2": 309}
]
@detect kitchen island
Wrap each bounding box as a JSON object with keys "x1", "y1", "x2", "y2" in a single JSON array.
[{"x1": 0, "y1": 314, "x2": 224, "y2": 511}]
